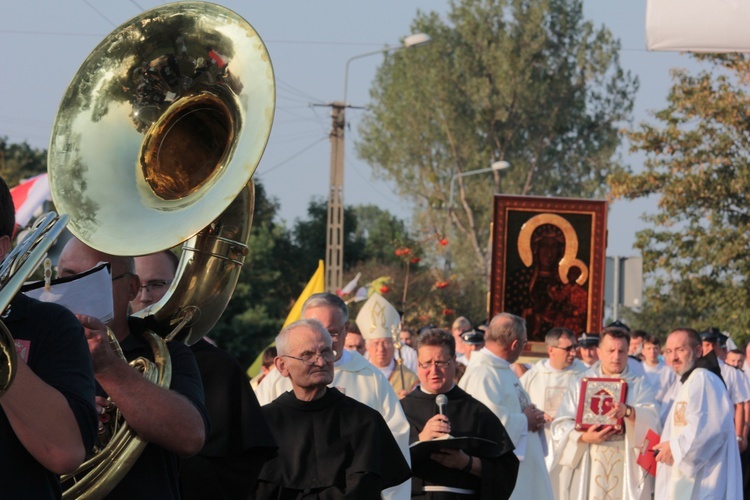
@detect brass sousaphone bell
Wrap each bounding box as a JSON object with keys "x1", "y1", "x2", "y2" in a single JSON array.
[{"x1": 47, "y1": 2, "x2": 274, "y2": 497}]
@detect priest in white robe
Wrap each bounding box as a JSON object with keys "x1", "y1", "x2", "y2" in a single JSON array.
[
  {"x1": 254, "y1": 293, "x2": 411, "y2": 500},
  {"x1": 550, "y1": 327, "x2": 661, "y2": 500},
  {"x1": 459, "y1": 312, "x2": 553, "y2": 500},
  {"x1": 655, "y1": 328, "x2": 742, "y2": 499},
  {"x1": 521, "y1": 326, "x2": 586, "y2": 494}
]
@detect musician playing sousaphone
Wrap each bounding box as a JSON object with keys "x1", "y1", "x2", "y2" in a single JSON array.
[
  {"x1": 550, "y1": 326, "x2": 661, "y2": 500},
  {"x1": 401, "y1": 328, "x2": 518, "y2": 499},
  {"x1": 57, "y1": 239, "x2": 210, "y2": 499}
]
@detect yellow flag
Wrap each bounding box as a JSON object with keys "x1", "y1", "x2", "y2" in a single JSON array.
[{"x1": 246, "y1": 260, "x2": 325, "y2": 378}]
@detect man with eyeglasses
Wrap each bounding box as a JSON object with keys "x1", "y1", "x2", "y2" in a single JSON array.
[
  {"x1": 56, "y1": 238, "x2": 209, "y2": 499},
  {"x1": 400, "y1": 328, "x2": 518, "y2": 499},
  {"x1": 550, "y1": 326, "x2": 661, "y2": 500},
  {"x1": 255, "y1": 318, "x2": 411, "y2": 498},
  {"x1": 458, "y1": 312, "x2": 553, "y2": 500},
  {"x1": 131, "y1": 250, "x2": 176, "y2": 312},
  {"x1": 520, "y1": 327, "x2": 586, "y2": 491},
  {"x1": 254, "y1": 292, "x2": 412, "y2": 499},
  {"x1": 132, "y1": 251, "x2": 277, "y2": 500}
]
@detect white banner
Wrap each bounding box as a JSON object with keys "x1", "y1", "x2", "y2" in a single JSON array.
[{"x1": 647, "y1": 0, "x2": 750, "y2": 52}]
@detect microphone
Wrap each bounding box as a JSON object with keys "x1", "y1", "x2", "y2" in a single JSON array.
[{"x1": 436, "y1": 394, "x2": 448, "y2": 416}]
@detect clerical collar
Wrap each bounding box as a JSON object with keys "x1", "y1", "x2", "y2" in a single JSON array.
[
  {"x1": 419, "y1": 383, "x2": 455, "y2": 395},
  {"x1": 376, "y1": 358, "x2": 395, "y2": 379},
  {"x1": 480, "y1": 346, "x2": 510, "y2": 366},
  {"x1": 335, "y1": 348, "x2": 351, "y2": 367},
  {"x1": 681, "y1": 350, "x2": 725, "y2": 387}
]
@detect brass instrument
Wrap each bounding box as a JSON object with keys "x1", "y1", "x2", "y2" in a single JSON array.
[
  {"x1": 0, "y1": 212, "x2": 70, "y2": 396},
  {"x1": 46, "y1": 2, "x2": 274, "y2": 497}
]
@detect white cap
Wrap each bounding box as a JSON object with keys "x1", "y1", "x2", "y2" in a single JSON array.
[{"x1": 356, "y1": 293, "x2": 400, "y2": 340}]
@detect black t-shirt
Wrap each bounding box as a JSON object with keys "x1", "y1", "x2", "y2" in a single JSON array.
[
  {"x1": 100, "y1": 317, "x2": 209, "y2": 500},
  {"x1": 0, "y1": 294, "x2": 98, "y2": 499}
]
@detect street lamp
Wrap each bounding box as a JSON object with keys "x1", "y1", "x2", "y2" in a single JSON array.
[
  {"x1": 443, "y1": 161, "x2": 511, "y2": 273},
  {"x1": 324, "y1": 33, "x2": 432, "y2": 292},
  {"x1": 448, "y1": 160, "x2": 511, "y2": 211}
]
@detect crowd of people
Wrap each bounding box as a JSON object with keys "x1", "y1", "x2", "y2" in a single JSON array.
[{"x1": 1, "y1": 163, "x2": 746, "y2": 499}]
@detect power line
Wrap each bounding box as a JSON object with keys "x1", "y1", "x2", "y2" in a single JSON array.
[
  {"x1": 81, "y1": 0, "x2": 118, "y2": 28},
  {"x1": 256, "y1": 137, "x2": 327, "y2": 177}
]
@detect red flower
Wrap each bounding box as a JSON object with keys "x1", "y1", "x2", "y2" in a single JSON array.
[
  {"x1": 435, "y1": 281, "x2": 450, "y2": 289},
  {"x1": 438, "y1": 238, "x2": 449, "y2": 246},
  {"x1": 379, "y1": 285, "x2": 391, "y2": 294},
  {"x1": 394, "y1": 247, "x2": 411, "y2": 257},
  {"x1": 442, "y1": 308, "x2": 454, "y2": 316},
  {"x1": 410, "y1": 257, "x2": 421, "y2": 264}
]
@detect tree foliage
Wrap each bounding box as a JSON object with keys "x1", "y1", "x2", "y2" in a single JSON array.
[
  {"x1": 357, "y1": 0, "x2": 636, "y2": 284},
  {"x1": 609, "y1": 54, "x2": 750, "y2": 341},
  {"x1": 0, "y1": 137, "x2": 47, "y2": 187}
]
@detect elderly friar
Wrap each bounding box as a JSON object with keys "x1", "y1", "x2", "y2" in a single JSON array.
[{"x1": 255, "y1": 318, "x2": 411, "y2": 497}]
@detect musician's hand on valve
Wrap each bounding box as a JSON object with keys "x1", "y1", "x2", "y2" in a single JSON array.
[
  {"x1": 77, "y1": 314, "x2": 119, "y2": 374},
  {"x1": 419, "y1": 414, "x2": 451, "y2": 441}
]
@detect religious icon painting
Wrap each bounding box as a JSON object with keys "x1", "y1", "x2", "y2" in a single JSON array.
[
  {"x1": 489, "y1": 195, "x2": 607, "y2": 344},
  {"x1": 574, "y1": 377, "x2": 628, "y2": 433}
]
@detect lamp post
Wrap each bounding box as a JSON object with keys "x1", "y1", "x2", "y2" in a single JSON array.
[
  {"x1": 447, "y1": 160, "x2": 511, "y2": 212},
  {"x1": 444, "y1": 160, "x2": 511, "y2": 272},
  {"x1": 324, "y1": 33, "x2": 431, "y2": 292}
]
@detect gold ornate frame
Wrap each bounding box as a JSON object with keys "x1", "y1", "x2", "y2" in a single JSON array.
[{"x1": 490, "y1": 195, "x2": 608, "y2": 344}]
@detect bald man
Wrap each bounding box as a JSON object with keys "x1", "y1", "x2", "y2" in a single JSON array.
[{"x1": 57, "y1": 239, "x2": 209, "y2": 499}]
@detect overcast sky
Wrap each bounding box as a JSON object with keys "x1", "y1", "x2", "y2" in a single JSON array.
[{"x1": 0, "y1": 1, "x2": 701, "y2": 258}]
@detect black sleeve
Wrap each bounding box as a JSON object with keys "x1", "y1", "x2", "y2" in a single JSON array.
[
  {"x1": 166, "y1": 341, "x2": 210, "y2": 438},
  {"x1": 27, "y1": 301, "x2": 98, "y2": 454}
]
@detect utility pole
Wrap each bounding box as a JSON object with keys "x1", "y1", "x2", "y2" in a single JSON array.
[{"x1": 325, "y1": 102, "x2": 346, "y2": 292}]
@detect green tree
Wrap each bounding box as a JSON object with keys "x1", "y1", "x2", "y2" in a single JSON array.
[
  {"x1": 0, "y1": 137, "x2": 47, "y2": 187},
  {"x1": 352, "y1": 204, "x2": 416, "y2": 266},
  {"x1": 609, "y1": 54, "x2": 750, "y2": 343},
  {"x1": 357, "y1": 0, "x2": 636, "y2": 286},
  {"x1": 291, "y1": 198, "x2": 367, "y2": 275}
]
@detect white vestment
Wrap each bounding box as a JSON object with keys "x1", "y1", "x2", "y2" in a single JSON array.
[
  {"x1": 550, "y1": 363, "x2": 661, "y2": 500},
  {"x1": 254, "y1": 350, "x2": 411, "y2": 499},
  {"x1": 655, "y1": 368, "x2": 742, "y2": 499},
  {"x1": 459, "y1": 348, "x2": 553, "y2": 500},
  {"x1": 520, "y1": 360, "x2": 587, "y2": 459},
  {"x1": 643, "y1": 360, "x2": 677, "y2": 405}
]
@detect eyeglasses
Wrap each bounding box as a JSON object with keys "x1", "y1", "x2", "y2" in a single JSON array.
[
  {"x1": 112, "y1": 272, "x2": 134, "y2": 282},
  {"x1": 418, "y1": 359, "x2": 452, "y2": 370},
  {"x1": 138, "y1": 280, "x2": 173, "y2": 293},
  {"x1": 283, "y1": 348, "x2": 336, "y2": 366},
  {"x1": 551, "y1": 345, "x2": 579, "y2": 353}
]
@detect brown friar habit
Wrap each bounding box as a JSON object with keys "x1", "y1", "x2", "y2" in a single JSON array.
[
  {"x1": 400, "y1": 385, "x2": 519, "y2": 500},
  {"x1": 256, "y1": 387, "x2": 411, "y2": 499}
]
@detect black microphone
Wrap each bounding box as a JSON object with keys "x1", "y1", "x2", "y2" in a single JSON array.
[{"x1": 436, "y1": 394, "x2": 448, "y2": 416}]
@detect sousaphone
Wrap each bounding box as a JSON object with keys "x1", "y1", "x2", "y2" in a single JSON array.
[{"x1": 47, "y1": 2, "x2": 274, "y2": 497}]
